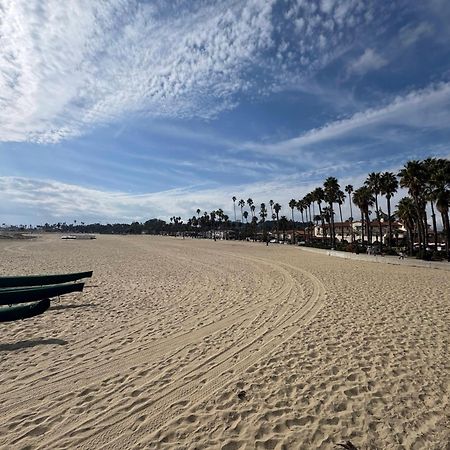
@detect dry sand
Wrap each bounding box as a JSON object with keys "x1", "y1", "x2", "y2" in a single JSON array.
[{"x1": 0, "y1": 234, "x2": 449, "y2": 450}]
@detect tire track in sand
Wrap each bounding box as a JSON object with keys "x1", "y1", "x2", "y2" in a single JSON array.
[
  {"x1": 68, "y1": 254, "x2": 326, "y2": 450},
  {"x1": 0, "y1": 250, "x2": 286, "y2": 438},
  {"x1": 34, "y1": 259, "x2": 298, "y2": 449}
]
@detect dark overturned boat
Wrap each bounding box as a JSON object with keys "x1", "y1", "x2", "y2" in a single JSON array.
[
  {"x1": 0, "y1": 282, "x2": 85, "y2": 306},
  {"x1": 0, "y1": 270, "x2": 93, "y2": 288},
  {"x1": 0, "y1": 299, "x2": 50, "y2": 323}
]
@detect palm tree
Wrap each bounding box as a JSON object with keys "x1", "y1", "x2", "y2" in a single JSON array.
[
  {"x1": 289, "y1": 199, "x2": 297, "y2": 244},
  {"x1": 353, "y1": 186, "x2": 375, "y2": 245},
  {"x1": 232, "y1": 196, "x2": 237, "y2": 222},
  {"x1": 396, "y1": 197, "x2": 417, "y2": 255},
  {"x1": 429, "y1": 158, "x2": 450, "y2": 260},
  {"x1": 274, "y1": 203, "x2": 281, "y2": 241},
  {"x1": 398, "y1": 161, "x2": 428, "y2": 253},
  {"x1": 313, "y1": 187, "x2": 326, "y2": 244},
  {"x1": 297, "y1": 200, "x2": 305, "y2": 226},
  {"x1": 365, "y1": 172, "x2": 383, "y2": 249},
  {"x1": 238, "y1": 199, "x2": 245, "y2": 223},
  {"x1": 250, "y1": 204, "x2": 256, "y2": 218},
  {"x1": 336, "y1": 190, "x2": 346, "y2": 242},
  {"x1": 423, "y1": 158, "x2": 445, "y2": 250},
  {"x1": 247, "y1": 198, "x2": 254, "y2": 218},
  {"x1": 243, "y1": 210, "x2": 249, "y2": 224},
  {"x1": 269, "y1": 200, "x2": 274, "y2": 218},
  {"x1": 196, "y1": 209, "x2": 201, "y2": 219},
  {"x1": 260, "y1": 203, "x2": 268, "y2": 241},
  {"x1": 280, "y1": 216, "x2": 288, "y2": 242},
  {"x1": 303, "y1": 193, "x2": 313, "y2": 241},
  {"x1": 345, "y1": 185, "x2": 354, "y2": 242},
  {"x1": 380, "y1": 172, "x2": 398, "y2": 250},
  {"x1": 324, "y1": 177, "x2": 340, "y2": 248},
  {"x1": 436, "y1": 189, "x2": 450, "y2": 261}
]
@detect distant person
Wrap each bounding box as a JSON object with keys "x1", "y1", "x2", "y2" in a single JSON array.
[{"x1": 398, "y1": 251, "x2": 405, "y2": 260}]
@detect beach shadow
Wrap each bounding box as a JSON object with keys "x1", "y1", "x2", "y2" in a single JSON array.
[
  {"x1": 0, "y1": 338, "x2": 68, "y2": 352},
  {"x1": 50, "y1": 303, "x2": 96, "y2": 311}
]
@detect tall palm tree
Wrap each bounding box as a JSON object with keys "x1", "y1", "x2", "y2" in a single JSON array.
[
  {"x1": 269, "y1": 200, "x2": 274, "y2": 218},
  {"x1": 380, "y1": 172, "x2": 398, "y2": 250},
  {"x1": 260, "y1": 203, "x2": 268, "y2": 241},
  {"x1": 251, "y1": 204, "x2": 256, "y2": 218},
  {"x1": 279, "y1": 216, "x2": 288, "y2": 242},
  {"x1": 243, "y1": 210, "x2": 249, "y2": 224},
  {"x1": 304, "y1": 193, "x2": 313, "y2": 241},
  {"x1": 247, "y1": 198, "x2": 254, "y2": 218},
  {"x1": 238, "y1": 199, "x2": 245, "y2": 223},
  {"x1": 345, "y1": 185, "x2": 354, "y2": 242},
  {"x1": 232, "y1": 196, "x2": 237, "y2": 222},
  {"x1": 423, "y1": 157, "x2": 444, "y2": 250},
  {"x1": 196, "y1": 208, "x2": 201, "y2": 219},
  {"x1": 210, "y1": 210, "x2": 216, "y2": 239},
  {"x1": 365, "y1": 172, "x2": 383, "y2": 249},
  {"x1": 274, "y1": 203, "x2": 281, "y2": 241},
  {"x1": 396, "y1": 197, "x2": 417, "y2": 255},
  {"x1": 353, "y1": 186, "x2": 375, "y2": 245},
  {"x1": 336, "y1": 190, "x2": 346, "y2": 242},
  {"x1": 436, "y1": 189, "x2": 450, "y2": 261},
  {"x1": 398, "y1": 161, "x2": 428, "y2": 253},
  {"x1": 289, "y1": 199, "x2": 297, "y2": 244},
  {"x1": 296, "y1": 200, "x2": 305, "y2": 241},
  {"x1": 430, "y1": 158, "x2": 450, "y2": 260},
  {"x1": 313, "y1": 187, "x2": 326, "y2": 244},
  {"x1": 324, "y1": 177, "x2": 340, "y2": 248}
]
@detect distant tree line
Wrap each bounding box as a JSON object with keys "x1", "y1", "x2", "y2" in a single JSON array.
[{"x1": 2, "y1": 158, "x2": 449, "y2": 261}]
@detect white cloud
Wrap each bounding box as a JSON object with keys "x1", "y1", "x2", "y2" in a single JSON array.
[
  {"x1": 0, "y1": 0, "x2": 381, "y2": 143},
  {"x1": 0, "y1": 172, "x2": 372, "y2": 224},
  {"x1": 347, "y1": 48, "x2": 387, "y2": 76},
  {"x1": 399, "y1": 22, "x2": 433, "y2": 47}
]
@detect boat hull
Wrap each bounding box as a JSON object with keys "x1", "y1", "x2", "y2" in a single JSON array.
[
  {"x1": 0, "y1": 271, "x2": 93, "y2": 288},
  {"x1": 0, "y1": 283, "x2": 85, "y2": 306},
  {"x1": 0, "y1": 299, "x2": 51, "y2": 322}
]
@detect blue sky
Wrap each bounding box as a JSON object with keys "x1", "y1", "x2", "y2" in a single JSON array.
[{"x1": 1, "y1": 0, "x2": 450, "y2": 225}]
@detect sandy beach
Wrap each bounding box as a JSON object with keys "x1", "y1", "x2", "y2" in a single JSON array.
[{"x1": 0, "y1": 234, "x2": 449, "y2": 450}]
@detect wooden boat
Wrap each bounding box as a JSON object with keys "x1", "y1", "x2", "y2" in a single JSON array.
[
  {"x1": 0, "y1": 283, "x2": 84, "y2": 306},
  {"x1": 0, "y1": 271, "x2": 93, "y2": 288},
  {"x1": 0, "y1": 299, "x2": 51, "y2": 323}
]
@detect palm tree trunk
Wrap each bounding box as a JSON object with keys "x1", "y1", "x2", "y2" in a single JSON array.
[
  {"x1": 365, "y1": 210, "x2": 370, "y2": 244},
  {"x1": 387, "y1": 196, "x2": 392, "y2": 249},
  {"x1": 430, "y1": 202, "x2": 438, "y2": 250},
  {"x1": 291, "y1": 209, "x2": 295, "y2": 244},
  {"x1": 374, "y1": 195, "x2": 382, "y2": 250},
  {"x1": 308, "y1": 206, "x2": 312, "y2": 242},
  {"x1": 412, "y1": 197, "x2": 425, "y2": 253},
  {"x1": 406, "y1": 226, "x2": 414, "y2": 255},
  {"x1": 423, "y1": 206, "x2": 429, "y2": 248},
  {"x1": 318, "y1": 203, "x2": 326, "y2": 245},
  {"x1": 276, "y1": 213, "x2": 280, "y2": 241},
  {"x1": 442, "y1": 211, "x2": 450, "y2": 261},
  {"x1": 360, "y1": 209, "x2": 365, "y2": 244},
  {"x1": 348, "y1": 194, "x2": 354, "y2": 242},
  {"x1": 339, "y1": 204, "x2": 344, "y2": 243},
  {"x1": 329, "y1": 203, "x2": 335, "y2": 248}
]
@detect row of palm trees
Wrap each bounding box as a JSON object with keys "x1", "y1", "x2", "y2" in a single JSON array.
[{"x1": 192, "y1": 158, "x2": 448, "y2": 259}]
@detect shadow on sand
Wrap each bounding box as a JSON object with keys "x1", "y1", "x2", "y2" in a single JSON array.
[{"x1": 0, "y1": 338, "x2": 68, "y2": 352}]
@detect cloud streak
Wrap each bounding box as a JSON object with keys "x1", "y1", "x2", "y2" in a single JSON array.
[{"x1": 243, "y1": 82, "x2": 450, "y2": 155}]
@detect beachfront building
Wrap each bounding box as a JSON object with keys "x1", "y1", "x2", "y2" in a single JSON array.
[{"x1": 314, "y1": 220, "x2": 407, "y2": 245}]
